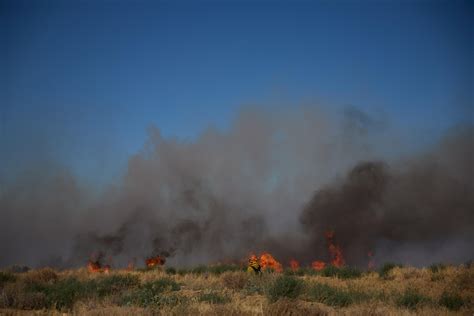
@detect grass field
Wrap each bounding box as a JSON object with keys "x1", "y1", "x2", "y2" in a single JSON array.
[{"x1": 0, "y1": 263, "x2": 472, "y2": 315}]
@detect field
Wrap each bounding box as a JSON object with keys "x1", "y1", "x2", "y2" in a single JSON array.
[{"x1": 0, "y1": 263, "x2": 472, "y2": 315}]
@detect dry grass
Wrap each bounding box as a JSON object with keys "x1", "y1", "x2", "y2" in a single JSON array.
[{"x1": 0, "y1": 264, "x2": 472, "y2": 315}]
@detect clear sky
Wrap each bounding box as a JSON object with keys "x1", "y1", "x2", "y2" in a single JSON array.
[{"x1": 1, "y1": 0, "x2": 472, "y2": 185}]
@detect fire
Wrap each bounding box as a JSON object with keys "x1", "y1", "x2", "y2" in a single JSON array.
[
  {"x1": 87, "y1": 255, "x2": 111, "y2": 273},
  {"x1": 290, "y1": 259, "x2": 300, "y2": 271},
  {"x1": 145, "y1": 255, "x2": 166, "y2": 268},
  {"x1": 325, "y1": 230, "x2": 345, "y2": 267},
  {"x1": 87, "y1": 260, "x2": 102, "y2": 273},
  {"x1": 259, "y1": 252, "x2": 283, "y2": 272},
  {"x1": 103, "y1": 264, "x2": 111, "y2": 274},
  {"x1": 311, "y1": 260, "x2": 326, "y2": 271}
]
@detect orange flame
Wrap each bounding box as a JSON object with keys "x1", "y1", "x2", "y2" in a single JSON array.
[
  {"x1": 249, "y1": 254, "x2": 258, "y2": 262},
  {"x1": 311, "y1": 260, "x2": 326, "y2": 271},
  {"x1": 103, "y1": 264, "x2": 111, "y2": 274},
  {"x1": 145, "y1": 255, "x2": 166, "y2": 268},
  {"x1": 325, "y1": 230, "x2": 345, "y2": 267},
  {"x1": 259, "y1": 252, "x2": 283, "y2": 272},
  {"x1": 87, "y1": 260, "x2": 102, "y2": 273},
  {"x1": 289, "y1": 259, "x2": 300, "y2": 271}
]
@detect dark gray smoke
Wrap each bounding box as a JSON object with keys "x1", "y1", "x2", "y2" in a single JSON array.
[
  {"x1": 301, "y1": 126, "x2": 474, "y2": 266},
  {"x1": 0, "y1": 106, "x2": 472, "y2": 268}
]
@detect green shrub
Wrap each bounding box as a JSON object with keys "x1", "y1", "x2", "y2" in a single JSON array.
[
  {"x1": 23, "y1": 268, "x2": 58, "y2": 285},
  {"x1": 177, "y1": 268, "x2": 189, "y2": 275},
  {"x1": 319, "y1": 266, "x2": 362, "y2": 279},
  {"x1": 221, "y1": 272, "x2": 248, "y2": 290},
  {"x1": 396, "y1": 288, "x2": 429, "y2": 309},
  {"x1": 307, "y1": 283, "x2": 353, "y2": 307},
  {"x1": 429, "y1": 263, "x2": 446, "y2": 274},
  {"x1": 142, "y1": 278, "x2": 180, "y2": 293},
  {"x1": 379, "y1": 263, "x2": 402, "y2": 279},
  {"x1": 439, "y1": 292, "x2": 464, "y2": 311},
  {"x1": 198, "y1": 292, "x2": 230, "y2": 304},
  {"x1": 0, "y1": 282, "x2": 48, "y2": 310},
  {"x1": 243, "y1": 274, "x2": 274, "y2": 295},
  {"x1": 337, "y1": 267, "x2": 362, "y2": 279},
  {"x1": 42, "y1": 277, "x2": 86, "y2": 310},
  {"x1": 156, "y1": 294, "x2": 188, "y2": 306},
  {"x1": 298, "y1": 267, "x2": 318, "y2": 276},
  {"x1": 208, "y1": 264, "x2": 241, "y2": 275},
  {"x1": 283, "y1": 268, "x2": 316, "y2": 276},
  {"x1": 121, "y1": 278, "x2": 181, "y2": 307},
  {"x1": 191, "y1": 265, "x2": 207, "y2": 275},
  {"x1": 165, "y1": 267, "x2": 176, "y2": 275},
  {"x1": 0, "y1": 271, "x2": 16, "y2": 286},
  {"x1": 90, "y1": 274, "x2": 140, "y2": 297},
  {"x1": 244, "y1": 277, "x2": 265, "y2": 295},
  {"x1": 267, "y1": 275, "x2": 304, "y2": 302},
  {"x1": 319, "y1": 265, "x2": 338, "y2": 277}
]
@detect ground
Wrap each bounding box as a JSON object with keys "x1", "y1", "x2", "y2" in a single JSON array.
[{"x1": 0, "y1": 264, "x2": 472, "y2": 315}]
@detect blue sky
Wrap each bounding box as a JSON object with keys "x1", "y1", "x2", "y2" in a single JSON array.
[{"x1": 1, "y1": 0, "x2": 472, "y2": 184}]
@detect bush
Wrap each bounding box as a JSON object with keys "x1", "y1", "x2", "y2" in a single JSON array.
[
  {"x1": 267, "y1": 275, "x2": 304, "y2": 302},
  {"x1": 379, "y1": 263, "x2": 402, "y2": 279},
  {"x1": 165, "y1": 267, "x2": 176, "y2": 275},
  {"x1": 23, "y1": 268, "x2": 58, "y2": 285},
  {"x1": 221, "y1": 272, "x2": 248, "y2": 290},
  {"x1": 6, "y1": 265, "x2": 30, "y2": 273},
  {"x1": 208, "y1": 264, "x2": 241, "y2": 275},
  {"x1": 244, "y1": 277, "x2": 265, "y2": 295},
  {"x1": 396, "y1": 288, "x2": 429, "y2": 309},
  {"x1": 283, "y1": 268, "x2": 316, "y2": 276},
  {"x1": 337, "y1": 267, "x2": 362, "y2": 279},
  {"x1": 121, "y1": 278, "x2": 181, "y2": 307},
  {"x1": 42, "y1": 277, "x2": 86, "y2": 310},
  {"x1": 190, "y1": 265, "x2": 208, "y2": 275},
  {"x1": 307, "y1": 283, "x2": 353, "y2": 307},
  {"x1": 198, "y1": 292, "x2": 230, "y2": 304},
  {"x1": 1, "y1": 277, "x2": 85, "y2": 310},
  {"x1": 177, "y1": 268, "x2": 189, "y2": 275},
  {"x1": 0, "y1": 282, "x2": 47, "y2": 309},
  {"x1": 439, "y1": 292, "x2": 464, "y2": 311},
  {"x1": 265, "y1": 298, "x2": 327, "y2": 315},
  {"x1": 142, "y1": 278, "x2": 180, "y2": 293},
  {"x1": 429, "y1": 263, "x2": 446, "y2": 274},
  {"x1": 319, "y1": 266, "x2": 361, "y2": 279},
  {"x1": 90, "y1": 274, "x2": 140, "y2": 297},
  {"x1": 0, "y1": 271, "x2": 16, "y2": 286}
]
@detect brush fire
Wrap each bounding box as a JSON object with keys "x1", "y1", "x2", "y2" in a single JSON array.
[
  {"x1": 145, "y1": 255, "x2": 166, "y2": 268},
  {"x1": 87, "y1": 260, "x2": 111, "y2": 274},
  {"x1": 84, "y1": 231, "x2": 355, "y2": 272}
]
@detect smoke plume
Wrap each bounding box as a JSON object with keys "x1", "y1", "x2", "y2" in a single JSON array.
[{"x1": 0, "y1": 106, "x2": 472, "y2": 268}]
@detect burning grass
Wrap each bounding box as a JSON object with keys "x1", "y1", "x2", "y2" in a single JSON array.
[{"x1": 0, "y1": 264, "x2": 472, "y2": 315}]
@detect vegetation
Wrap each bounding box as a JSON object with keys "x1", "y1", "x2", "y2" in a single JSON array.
[
  {"x1": 439, "y1": 291, "x2": 465, "y2": 311},
  {"x1": 121, "y1": 278, "x2": 180, "y2": 307},
  {"x1": 306, "y1": 282, "x2": 363, "y2": 307},
  {"x1": 379, "y1": 262, "x2": 403, "y2": 279},
  {"x1": 0, "y1": 264, "x2": 472, "y2": 314},
  {"x1": 198, "y1": 292, "x2": 230, "y2": 304},
  {"x1": 0, "y1": 271, "x2": 16, "y2": 285},
  {"x1": 396, "y1": 288, "x2": 430, "y2": 309},
  {"x1": 266, "y1": 275, "x2": 303, "y2": 302},
  {"x1": 429, "y1": 263, "x2": 447, "y2": 274}
]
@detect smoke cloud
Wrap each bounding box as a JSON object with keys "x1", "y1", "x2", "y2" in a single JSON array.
[{"x1": 0, "y1": 106, "x2": 472, "y2": 268}]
